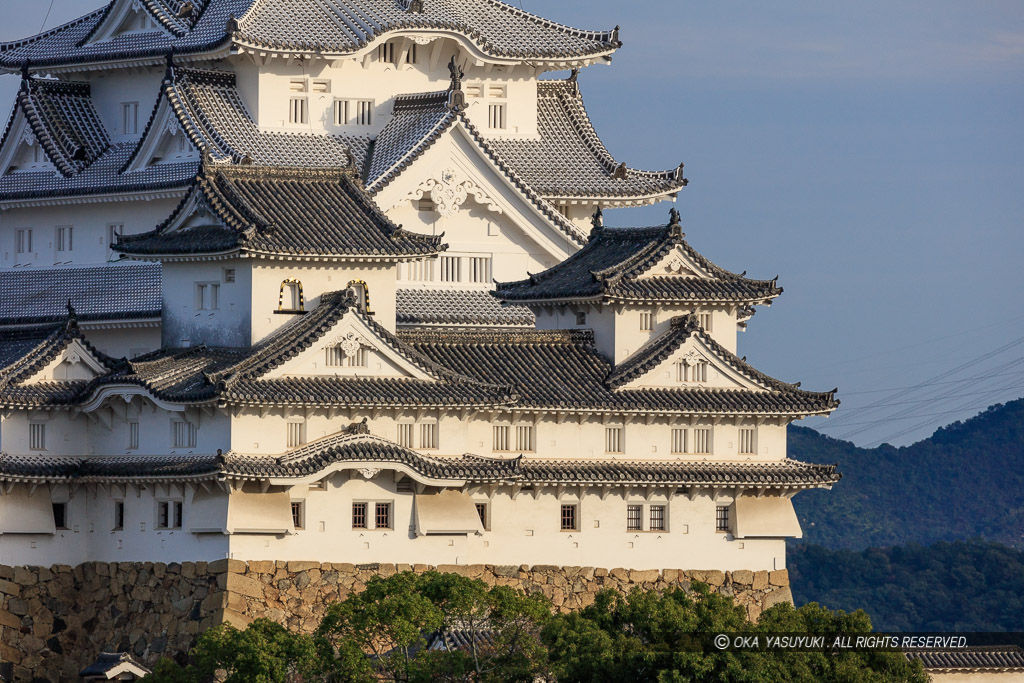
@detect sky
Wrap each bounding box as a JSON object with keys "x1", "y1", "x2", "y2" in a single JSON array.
[{"x1": 2, "y1": 1, "x2": 1023, "y2": 447}]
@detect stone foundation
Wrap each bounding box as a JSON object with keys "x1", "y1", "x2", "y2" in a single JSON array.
[{"x1": 0, "y1": 562, "x2": 790, "y2": 681}]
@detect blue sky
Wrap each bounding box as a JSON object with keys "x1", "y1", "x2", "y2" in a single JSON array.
[{"x1": 2, "y1": 1, "x2": 1022, "y2": 446}]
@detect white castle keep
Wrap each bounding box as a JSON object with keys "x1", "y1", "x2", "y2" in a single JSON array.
[{"x1": 0, "y1": 0, "x2": 838, "y2": 572}]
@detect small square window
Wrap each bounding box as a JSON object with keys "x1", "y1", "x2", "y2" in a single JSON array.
[
  {"x1": 397, "y1": 423, "x2": 414, "y2": 448},
  {"x1": 419, "y1": 422, "x2": 438, "y2": 450},
  {"x1": 53, "y1": 502, "x2": 68, "y2": 530},
  {"x1": 716, "y1": 505, "x2": 730, "y2": 532},
  {"x1": 223, "y1": 268, "x2": 236, "y2": 283},
  {"x1": 560, "y1": 504, "x2": 578, "y2": 531},
  {"x1": 575, "y1": 311, "x2": 587, "y2": 326}
]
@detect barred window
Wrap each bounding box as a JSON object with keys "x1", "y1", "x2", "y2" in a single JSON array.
[
  {"x1": 626, "y1": 504, "x2": 642, "y2": 531},
  {"x1": 312, "y1": 79, "x2": 330, "y2": 93},
  {"x1": 739, "y1": 428, "x2": 756, "y2": 455},
  {"x1": 640, "y1": 312, "x2": 654, "y2": 331},
  {"x1": 172, "y1": 421, "x2": 196, "y2": 448},
  {"x1": 157, "y1": 501, "x2": 182, "y2": 529},
  {"x1": 405, "y1": 260, "x2": 434, "y2": 281},
  {"x1": 397, "y1": 423, "x2": 414, "y2": 448},
  {"x1": 286, "y1": 421, "x2": 306, "y2": 448},
  {"x1": 440, "y1": 256, "x2": 461, "y2": 282},
  {"x1": 693, "y1": 428, "x2": 711, "y2": 454},
  {"x1": 121, "y1": 102, "x2": 139, "y2": 135},
  {"x1": 29, "y1": 423, "x2": 46, "y2": 450},
  {"x1": 195, "y1": 282, "x2": 219, "y2": 311},
  {"x1": 288, "y1": 97, "x2": 307, "y2": 124},
  {"x1": 716, "y1": 505, "x2": 730, "y2": 532},
  {"x1": 114, "y1": 501, "x2": 125, "y2": 531},
  {"x1": 291, "y1": 501, "x2": 305, "y2": 529},
  {"x1": 334, "y1": 99, "x2": 349, "y2": 125},
  {"x1": 492, "y1": 425, "x2": 510, "y2": 451},
  {"x1": 605, "y1": 426, "x2": 624, "y2": 454},
  {"x1": 355, "y1": 100, "x2": 374, "y2": 126},
  {"x1": 128, "y1": 420, "x2": 140, "y2": 450},
  {"x1": 488, "y1": 103, "x2": 506, "y2": 129},
  {"x1": 419, "y1": 422, "x2": 438, "y2": 450},
  {"x1": 352, "y1": 502, "x2": 367, "y2": 529},
  {"x1": 16, "y1": 228, "x2": 32, "y2": 254},
  {"x1": 55, "y1": 225, "x2": 73, "y2": 253},
  {"x1": 671, "y1": 427, "x2": 686, "y2": 454},
  {"x1": 377, "y1": 42, "x2": 396, "y2": 64},
  {"x1": 515, "y1": 424, "x2": 535, "y2": 452},
  {"x1": 375, "y1": 502, "x2": 392, "y2": 529},
  {"x1": 468, "y1": 256, "x2": 491, "y2": 283},
  {"x1": 692, "y1": 362, "x2": 708, "y2": 382},
  {"x1": 560, "y1": 504, "x2": 578, "y2": 531},
  {"x1": 649, "y1": 505, "x2": 666, "y2": 531},
  {"x1": 475, "y1": 502, "x2": 489, "y2": 530},
  {"x1": 698, "y1": 312, "x2": 712, "y2": 331},
  {"x1": 575, "y1": 311, "x2": 587, "y2": 326}
]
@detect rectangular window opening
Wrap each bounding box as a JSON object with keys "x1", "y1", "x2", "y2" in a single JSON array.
[
  {"x1": 475, "y1": 502, "x2": 489, "y2": 530},
  {"x1": 716, "y1": 505, "x2": 730, "y2": 532},
  {"x1": 560, "y1": 503, "x2": 578, "y2": 531},
  {"x1": 352, "y1": 502, "x2": 367, "y2": 529},
  {"x1": 626, "y1": 504, "x2": 642, "y2": 531},
  {"x1": 286, "y1": 421, "x2": 306, "y2": 448},
  {"x1": 650, "y1": 505, "x2": 666, "y2": 531},
  {"x1": 671, "y1": 427, "x2": 686, "y2": 454},
  {"x1": 291, "y1": 501, "x2": 305, "y2": 529},
  {"x1": 29, "y1": 423, "x2": 46, "y2": 451},
  {"x1": 605, "y1": 426, "x2": 624, "y2": 454},
  {"x1": 172, "y1": 421, "x2": 197, "y2": 449},
  {"x1": 375, "y1": 502, "x2": 392, "y2": 530}
]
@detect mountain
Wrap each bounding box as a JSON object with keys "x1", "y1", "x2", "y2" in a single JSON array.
[
  {"x1": 788, "y1": 540, "x2": 1024, "y2": 632},
  {"x1": 789, "y1": 398, "x2": 1024, "y2": 550}
]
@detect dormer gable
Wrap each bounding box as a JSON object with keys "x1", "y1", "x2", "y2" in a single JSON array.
[
  {"x1": 23, "y1": 338, "x2": 110, "y2": 384},
  {"x1": 0, "y1": 120, "x2": 54, "y2": 175},
  {"x1": 122, "y1": 95, "x2": 201, "y2": 174},
  {"x1": 641, "y1": 244, "x2": 713, "y2": 280},
  {"x1": 85, "y1": 0, "x2": 172, "y2": 44}
]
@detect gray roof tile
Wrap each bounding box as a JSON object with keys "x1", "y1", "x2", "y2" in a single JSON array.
[
  {"x1": 906, "y1": 647, "x2": 1024, "y2": 672},
  {"x1": 12, "y1": 77, "x2": 109, "y2": 176},
  {"x1": 397, "y1": 288, "x2": 534, "y2": 327}
]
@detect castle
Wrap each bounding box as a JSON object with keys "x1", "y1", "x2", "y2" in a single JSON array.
[{"x1": 0, "y1": 0, "x2": 838, "y2": 577}]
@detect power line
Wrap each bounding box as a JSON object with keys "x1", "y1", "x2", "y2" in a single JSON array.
[{"x1": 39, "y1": 0, "x2": 55, "y2": 32}]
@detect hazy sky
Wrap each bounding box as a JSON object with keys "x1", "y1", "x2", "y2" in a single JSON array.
[{"x1": 2, "y1": 1, "x2": 1022, "y2": 447}]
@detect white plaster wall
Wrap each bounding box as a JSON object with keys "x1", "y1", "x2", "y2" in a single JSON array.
[
  {"x1": 162, "y1": 260, "x2": 252, "y2": 347},
  {"x1": 1, "y1": 410, "x2": 90, "y2": 457},
  {"x1": 88, "y1": 68, "x2": 166, "y2": 143},
  {"x1": 82, "y1": 326, "x2": 162, "y2": 359},
  {"x1": 88, "y1": 402, "x2": 230, "y2": 458},
  {"x1": 0, "y1": 199, "x2": 182, "y2": 268},
  {"x1": 250, "y1": 262, "x2": 399, "y2": 342}
]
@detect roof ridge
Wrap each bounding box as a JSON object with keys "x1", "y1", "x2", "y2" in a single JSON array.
[{"x1": 2, "y1": 6, "x2": 109, "y2": 53}]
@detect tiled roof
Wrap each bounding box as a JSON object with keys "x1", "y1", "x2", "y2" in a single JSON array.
[
  {"x1": 13, "y1": 78, "x2": 109, "y2": 176},
  {"x1": 495, "y1": 215, "x2": 782, "y2": 305},
  {"x1": 365, "y1": 89, "x2": 585, "y2": 245},
  {"x1": 79, "y1": 651, "x2": 151, "y2": 677},
  {"x1": 397, "y1": 288, "x2": 534, "y2": 327},
  {"x1": 0, "y1": 0, "x2": 250, "y2": 70},
  {"x1": 487, "y1": 80, "x2": 685, "y2": 200},
  {"x1": 0, "y1": 263, "x2": 161, "y2": 326},
  {"x1": 1, "y1": 434, "x2": 839, "y2": 489},
  {"x1": 401, "y1": 327, "x2": 838, "y2": 416},
  {"x1": 117, "y1": 161, "x2": 443, "y2": 258},
  {"x1": 0, "y1": 0, "x2": 617, "y2": 70},
  {"x1": 152, "y1": 65, "x2": 370, "y2": 169},
  {"x1": 905, "y1": 647, "x2": 1024, "y2": 672}
]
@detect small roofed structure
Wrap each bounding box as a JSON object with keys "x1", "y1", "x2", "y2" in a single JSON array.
[
  {"x1": 79, "y1": 651, "x2": 150, "y2": 680},
  {"x1": 905, "y1": 646, "x2": 1024, "y2": 681}
]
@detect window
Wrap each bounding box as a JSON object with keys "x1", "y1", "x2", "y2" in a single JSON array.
[
  {"x1": 605, "y1": 426, "x2": 624, "y2": 454},
  {"x1": 575, "y1": 311, "x2": 586, "y2": 326},
  {"x1": 334, "y1": 99, "x2": 349, "y2": 125},
  {"x1": 693, "y1": 428, "x2": 711, "y2": 454},
  {"x1": 53, "y1": 502, "x2": 67, "y2": 530},
  {"x1": 375, "y1": 502, "x2": 392, "y2": 529},
  {"x1": 279, "y1": 280, "x2": 304, "y2": 312},
  {"x1": 172, "y1": 420, "x2": 196, "y2": 448},
  {"x1": 55, "y1": 225, "x2": 73, "y2": 253},
  {"x1": 515, "y1": 424, "x2": 535, "y2": 452},
  {"x1": 122, "y1": 102, "x2": 139, "y2": 135},
  {"x1": 29, "y1": 423, "x2": 46, "y2": 450},
  {"x1": 560, "y1": 504, "x2": 578, "y2": 531},
  {"x1": 487, "y1": 103, "x2": 506, "y2": 130},
  {"x1": 195, "y1": 282, "x2": 219, "y2": 311},
  {"x1": 671, "y1": 427, "x2": 686, "y2": 454},
  {"x1": 556, "y1": 204, "x2": 571, "y2": 219},
  {"x1": 468, "y1": 256, "x2": 491, "y2": 283},
  {"x1": 475, "y1": 502, "x2": 489, "y2": 530},
  {"x1": 378, "y1": 42, "x2": 396, "y2": 64},
  {"x1": 487, "y1": 84, "x2": 507, "y2": 99},
  {"x1": 345, "y1": 347, "x2": 368, "y2": 367},
  {"x1": 286, "y1": 421, "x2": 306, "y2": 448},
  {"x1": 407, "y1": 43, "x2": 418, "y2": 64},
  {"x1": 312, "y1": 79, "x2": 330, "y2": 93},
  {"x1": 128, "y1": 420, "x2": 139, "y2": 450},
  {"x1": 222, "y1": 268, "x2": 236, "y2": 283},
  {"x1": 16, "y1": 228, "x2": 32, "y2": 254},
  {"x1": 397, "y1": 423, "x2": 414, "y2": 448},
  {"x1": 465, "y1": 83, "x2": 483, "y2": 98},
  {"x1": 649, "y1": 505, "x2": 666, "y2": 531},
  {"x1": 352, "y1": 502, "x2": 368, "y2": 529},
  {"x1": 114, "y1": 501, "x2": 125, "y2": 531},
  {"x1": 157, "y1": 501, "x2": 182, "y2": 529},
  {"x1": 492, "y1": 425, "x2": 510, "y2": 452},
  {"x1": 626, "y1": 504, "x2": 642, "y2": 531},
  {"x1": 716, "y1": 505, "x2": 730, "y2": 532},
  {"x1": 698, "y1": 312, "x2": 712, "y2": 331},
  {"x1": 677, "y1": 361, "x2": 708, "y2": 383},
  {"x1": 440, "y1": 256, "x2": 461, "y2": 282},
  {"x1": 289, "y1": 97, "x2": 308, "y2": 124},
  {"x1": 355, "y1": 100, "x2": 373, "y2": 126},
  {"x1": 739, "y1": 428, "x2": 756, "y2": 455},
  {"x1": 419, "y1": 422, "x2": 438, "y2": 450},
  {"x1": 325, "y1": 342, "x2": 367, "y2": 368},
  {"x1": 640, "y1": 312, "x2": 654, "y2": 331},
  {"x1": 291, "y1": 501, "x2": 305, "y2": 529},
  {"x1": 107, "y1": 223, "x2": 123, "y2": 251},
  {"x1": 405, "y1": 260, "x2": 434, "y2": 281}
]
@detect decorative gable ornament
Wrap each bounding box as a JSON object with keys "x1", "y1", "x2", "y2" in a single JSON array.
[
  {"x1": 682, "y1": 349, "x2": 704, "y2": 367},
  {"x1": 334, "y1": 332, "x2": 365, "y2": 359},
  {"x1": 410, "y1": 168, "x2": 502, "y2": 218}
]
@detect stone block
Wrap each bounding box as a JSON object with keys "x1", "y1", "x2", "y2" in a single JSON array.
[
  {"x1": 201, "y1": 591, "x2": 227, "y2": 613},
  {"x1": 769, "y1": 569, "x2": 789, "y2": 587},
  {"x1": 691, "y1": 570, "x2": 725, "y2": 586},
  {"x1": 493, "y1": 565, "x2": 518, "y2": 578},
  {"x1": 0, "y1": 578, "x2": 21, "y2": 597},
  {"x1": 762, "y1": 587, "x2": 793, "y2": 610},
  {"x1": 7, "y1": 597, "x2": 29, "y2": 615},
  {"x1": 287, "y1": 561, "x2": 320, "y2": 573},
  {"x1": 732, "y1": 570, "x2": 754, "y2": 586},
  {"x1": 249, "y1": 560, "x2": 275, "y2": 574},
  {"x1": 0, "y1": 609, "x2": 22, "y2": 629},
  {"x1": 609, "y1": 568, "x2": 629, "y2": 581},
  {"x1": 629, "y1": 569, "x2": 660, "y2": 583},
  {"x1": 13, "y1": 567, "x2": 37, "y2": 587},
  {"x1": 752, "y1": 571, "x2": 769, "y2": 591},
  {"x1": 208, "y1": 558, "x2": 247, "y2": 574},
  {"x1": 223, "y1": 572, "x2": 267, "y2": 600}
]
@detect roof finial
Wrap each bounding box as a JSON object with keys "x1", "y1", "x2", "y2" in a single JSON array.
[
  {"x1": 65, "y1": 299, "x2": 78, "y2": 331},
  {"x1": 407, "y1": 0, "x2": 424, "y2": 12},
  {"x1": 668, "y1": 207, "x2": 684, "y2": 238},
  {"x1": 226, "y1": 14, "x2": 239, "y2": 34},
  {"x1": 568, "y1": 67, "x2": 580, "y2": 95},
  {"x1": 447, "y1": 56, "x2": 465, "y2": 110},
  {"x1": 590, "y1": 206, "x2": 603, "y2": 240},
  {"x1": 163, "y1": 48, "x2": 176, "y2": 83},
  {"x1": 612, "y1": 162, "x2": 627, "y2": 180}
]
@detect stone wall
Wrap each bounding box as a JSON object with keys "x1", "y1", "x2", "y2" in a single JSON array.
[{"x1": 0, "y1": 561, "x2": 790, "y2": 681}]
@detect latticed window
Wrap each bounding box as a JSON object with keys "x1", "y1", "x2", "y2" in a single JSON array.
[
  {"x1": 419, "y1": 423, "x2": 438, "y2": 449},
  {"x1": 488, "y1": 103, "x2": 506, "y2": 129},
  {"x1": 378, "y1": 42, "x2": 396, "y2": 64},
  {"x1": 334, "y1": 99, "x2": 349, "y2": 125},
  {"x1": 475, "y1": 503, "x2": 488, "y2": 529},
  {"x1": 128, "y1": 420, "x2": 139, "y2": 450},
  {"x1": 468, "y1": 257, "x2": 491, "y2": 283},
  {"x1": 345, "y1": 348, "x2": 367, "y2": 367},
  {"x1": 698, "y1": 313, "x2": 712, "y2": 331},
  {"x1": 352, "y1": 502, "x2": 367, "y2": 529},
  {"x1": 326, "y1": 346, "x2": 344, "y2": 366},
  {"x1": 288, "y1": 97, "x2": 307, "y2": 124},
  {"x1": 375, "y1": 502, "x2": 392, "y2": 529},
  {"x1": 291, "y1": 501, "x2": 304, "y2": 529},
  {"x1": 397, "y1": 423, "x2": 414, "y2": 448},
  {"x1": 405, "y1": 260, "x2": 434, "y2": 281},
  {"x1": 605, "y1": 427, "x2": 624, "y2": 454},
  {"x1": 693, "y1": 428, "x2": 711, "y2": 454},
  {"x1": 172, "y1": 421, "x2": 196, "y2": 448},
  {"x1": 626, "y1": 504, "x2": 642, "y2": 531},
  {"x1": 440, "y1": 256, "x2": 461, "y2": 282},
  {"x1": 739, "y1": 428, "x2": 756, "y2": 455},
  {"x1": 16, "y1": 228, "x2": 32, "y2": 254},
  {"x1": 650, "y1": 505, "x2": 666, "y2": 531},
  {"x1": 671, "y1": 428, "x2": 686, "y2": 454},
  {"x1": 515, "y1": 425, "x2": 535, "y2": 452},
  {"x1": 29, "y1": 423, "x2": 45, "y2": 450},
  {"x1": 157, "y1": 501, "x2": 182, "y2": 529},
  {"x1": 692, "y1": 362, "x2": 708, "y2": 382},
  {"x1": 640, "y1": 312, "x2": 654, "y2": 331},
  {"x1": 55, "y1": 226, "x2": 73, "y2": 253},
  {"x1": 716, "y1": 505, "x2": 730, "y2": 532},
  {"x1": 356, "y1": 100, "x2": 373, "y2": 125},
  {"x1": 286, "y1": 421, "x2": 306, "y2": 448},
  {"x1": 560, "y1": 504, "x2": 578, "y2": 531},
  {"x1": 492, "y1": 425, "x2": 510, "y2": 451}
]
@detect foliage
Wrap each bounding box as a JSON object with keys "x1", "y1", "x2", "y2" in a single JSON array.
[
  {"x1": 542, "y1": 583, "x2": 926, "y2": 683},
  {"x1": 790, "y1": 399, "x2": 1024, "y2": 551},
  {"x1": 789, "y1": 540, "x2": 1024, "y2": 631},
  {"x1": 148, "y1": 572, "x2": 927, "y2": 683}
]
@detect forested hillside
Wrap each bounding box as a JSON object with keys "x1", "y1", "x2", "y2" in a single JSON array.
[{"x1": 789, "y1": 399, "x2": 1024, "y2": 550}]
